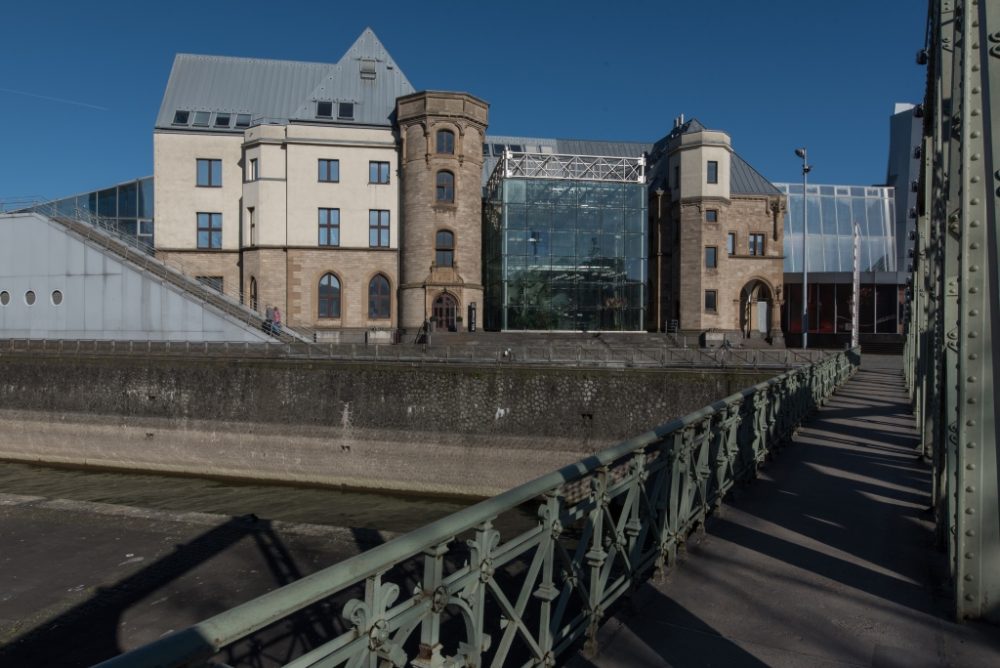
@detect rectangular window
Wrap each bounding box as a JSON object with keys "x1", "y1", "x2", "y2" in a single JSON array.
[
  {"x1": 317, "y1": 101, "x2": 333, "y2": 118},
  {"x1": 235, "y1": 113, "x2": 252, "y2": 128},
  {"x1": 318, "y1": 208, "x2": 340, "y2": 247},
  {"x1": 196, "y1": 212, "x2": 222, "y2": 249},
  {"x1": 369, "y1": 161, "x2": 390, "y2": 184},
  {"x1": 673, "y1": 165, "x2": 679, "y2": 189},
  {"x1": 705, "y1": 290, "x2": 718, "y2": 312},
  {"x1": 319, "y1": 159, "x2": 340, "y2": 183},
  {"x1": 192, "y1": 111, "x2": 210, "y2": 127},
  {"x1": 749, "y1": 233, "x2": 765, "y2": 256},
  {"x1": 246, "y1": 158, "x2": 257, "y2": 182},
  {"x1": 705, "y1": 246, "x2": 717, "y2": 268},
  {"x1": 247, "y1": 207, "x2": 255, "y2": 246},
  {"x1": 196, "y1": 159, "x2": 222, "y2": 187},
  {"x1": 706, "y1": 209, "x2": 718, "y2": 223},
  {"x1": 369, "y1": 210, "x2": 390, "y2": 248},
  {"x1": 338, "y1": 102, "x2": 354, "y2": 120},
  {"x1": 707, "y1": 160, "x2": 719, "y2": 184},
  {"x1": 214, "y1": 113, "x2": 231, "y2": 128},
  {"x1": 727, "y1": 232, "x2": 735, "y2": 255}
]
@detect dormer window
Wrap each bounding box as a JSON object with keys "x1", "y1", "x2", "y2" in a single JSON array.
[
  {"x1": 338, "y1": 102, "x2": 354, "y2": 120},
  {"x1": 235, "y1": 113, "x2": 251, "y2": 128},
  {"x1": 317, "y1": 101, "x2": 333, "y2": 118},
  {"x1": 214, "y1": 113, "x2": 231, "y2": 128},
  {"x1": 172, "y1": 110, "x2": 190, "y2": 125},
  {"x1": 360, "y1": 59, "x2": 376, "y2": 80},
  {"x1": 192, "y1": 111, "x2": 210, "y2": 127}
]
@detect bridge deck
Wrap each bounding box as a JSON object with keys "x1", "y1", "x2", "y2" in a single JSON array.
[{"x1": 572, "y1": 357, "x2": 1000, "y2": 667}]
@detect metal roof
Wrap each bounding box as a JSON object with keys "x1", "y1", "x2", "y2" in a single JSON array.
[
  {"x1": 646, "y1": 118, "x2": 780, "y2": 196},
  {"x1": 155, "y1": 28, "x2": 414, "y2": 131}
]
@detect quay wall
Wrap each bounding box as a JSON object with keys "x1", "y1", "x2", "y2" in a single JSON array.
[{"x1": 0, "y1": 355, "x2": 773, "y2": 496}]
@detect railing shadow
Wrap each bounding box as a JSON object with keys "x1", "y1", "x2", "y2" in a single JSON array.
[{"x1": 0, "y1": 515, "x2": 377, "y2": 667}]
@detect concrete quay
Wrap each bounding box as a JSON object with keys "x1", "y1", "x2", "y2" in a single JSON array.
[{"x1": 570, "y1": 358, "x2": 1000, "y2": 667}]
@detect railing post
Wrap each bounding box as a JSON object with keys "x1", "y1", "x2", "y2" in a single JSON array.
[
  {"x1": 534, "y1": 490, "x2": 562, "y2": 667},
  {"x1": 413, "y1": 541, "x2": 450, "y2": 668},
  {"x1": 583, "y1": 466, "x2": 609, "y2": 654}
]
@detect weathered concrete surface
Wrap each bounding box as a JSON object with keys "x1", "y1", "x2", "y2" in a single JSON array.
[
  {"x1": 0, "y1": 355, "x2": 771, "y2": 496},
  {"x1": 570, "y1": 360, "x2": 1000, "y2": 667},
  {"x1": 0, "y1": 493, "x2": 397, "y2": 667}
]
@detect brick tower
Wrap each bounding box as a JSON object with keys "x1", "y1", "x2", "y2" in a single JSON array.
[{"x1": 396, "y1": 91, "x2": 489, "y2": 332}]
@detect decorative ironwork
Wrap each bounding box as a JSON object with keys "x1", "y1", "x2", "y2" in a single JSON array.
[{"x1": 97, "y1": 349, "x2": 858, "y2": 668}]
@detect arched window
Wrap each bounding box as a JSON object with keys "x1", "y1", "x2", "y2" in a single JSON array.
[
  {"x1": 249, "y1": 276, "x2": 258, "y2": 311},
  {"x1": 435, "y1": 230, "x2": 455, "y2": 267},
  {"x1": 436, "y1": 171, "x2": 454, "y2": 203},
  {"x1": 318, "y1": 273, "x2": 341, "y2": 318},
  {"x1": 368, "y1": 274, "x2": 390, "y2": 319},
  {"x1": 436, "y1": 129, "x2": 455, "y2": 154}
]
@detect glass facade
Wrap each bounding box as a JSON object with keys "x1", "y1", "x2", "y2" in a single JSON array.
[
  {"x1": 776, "y1": 184, "x2": 896, "y2": 273},
  {"x1": 36, "y1": 176, "x2": 155, "y2": 249},
  {"x1": 484, "y1": 178, "x2": 647, "y2": 331}
]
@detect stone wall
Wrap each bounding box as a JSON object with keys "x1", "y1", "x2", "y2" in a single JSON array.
[{"x1": 0, "y1": 355, "x2": 772, "y2": 496}]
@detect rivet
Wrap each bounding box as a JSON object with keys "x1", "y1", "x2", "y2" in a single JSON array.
[
  {"x1": 965, "y1": 594, "x2": 975, "y2": 601},
  {"x1": 967, "y1": 375, "x2": 977, "y2": 382},
  {"x1": 970, "y1": 265, "x2": 979, "y2": 272},
  {"x1": 973, "y1": 64, "x2": 981, "y2": 72},
  {"x1": 972, "y1": 88, "x2": 981, "y2": 95},
  {"x1": 969, "y1": 309, "x2": 979, "y2": 316},
  {"x1": 970, "y1": 353, "x2": 978, "y2": 360},
  {"x1": 968, "y1": 330, "x2": 978, "y2": 336},
  {"x1": 970, "y1": 198, "x2": 980, "y2": 205},
  {"x1": 967, "y1": 530, "x2": 976, "y2": 537},
  {"x1": 968, "y1": 463, "x2": 976, "y2": 470},
  {"x1": 970, "y1": 287, "x2": 979, "y2": 294},
  {"x1": 967, "y1": 441, "x2": 977, "y2": 448},
  {"x1": 966, "y1": 486, "x2": 975, "y2": 493},
  {"x1": 970, "y1": 242, "x2": 980, "y2": 249},
  {"x1": 972, "y1": 131, "x2": 980, "y2": 138},
  {"x1": 950, "y1": 213, "x2": 960, "y2": 222},
  {"x1": 966, "y1": 551, "x2": 975, "y2": 557},
  {"x1": 965, "y1": 574, "x2": 974, "y2": 581},
  {"x1": 966, "y1": 508, "x2": 975, "y2": 515},
  {"x1": 971, "y1": 220, "x2": 981, "y2": 227},
  {"x1": 972, "y1": 109, "x2": 981, "y2": 116},
  {"x1": 971, "y1": 175, "x2": 981, "y2": 183},
  {"x1": 967, "y1": 397, "x2": 976, "y2": 404},
  {"x1": 967, "y1": 420, "x2": 976, "y2": 427}
]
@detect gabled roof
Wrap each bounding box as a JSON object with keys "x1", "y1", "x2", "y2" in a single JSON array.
[{"x1": 155, "y1": 28, "x2": 414, "y2": 131}]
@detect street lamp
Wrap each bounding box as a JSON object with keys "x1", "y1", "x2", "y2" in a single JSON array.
[{"x1": 795, "y1": 147, "x2": 812, "y2": 349}]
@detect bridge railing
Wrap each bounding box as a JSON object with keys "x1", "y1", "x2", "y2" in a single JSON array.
[{"x1": 97, "y1": 348, "x2": 857, "y2": 668}]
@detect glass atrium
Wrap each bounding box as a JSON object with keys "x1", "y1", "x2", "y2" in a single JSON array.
[
  {"x1": 28, "y1": 177, "x2": 155, "y2": 248},
  {"x1": 777, "y1": 184, "x2": 896, "y2": 273},
  {"x1": 484, "y1": 155, "x2": 647, "y2": 331}
]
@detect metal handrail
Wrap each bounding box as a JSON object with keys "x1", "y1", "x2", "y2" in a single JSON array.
[{"x1": 96, "y1": 347, "x2": 860, "y2": 668}]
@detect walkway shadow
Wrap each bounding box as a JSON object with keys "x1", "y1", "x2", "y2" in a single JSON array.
[{"x1": 568, "y1": 584, "x2": 769, "y2": 667}]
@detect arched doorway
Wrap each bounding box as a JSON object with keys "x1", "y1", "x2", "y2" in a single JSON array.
[
  {"x1": 432, "y1": 292, "x2": 458, "y2": 331},
  {"x1": 740, "y1": 280, "x2": 773, "y2": 339}
]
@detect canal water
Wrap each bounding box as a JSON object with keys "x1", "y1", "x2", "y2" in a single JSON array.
[{"x1": 0, "y1": 460, "x2": 535, "y2": 535}]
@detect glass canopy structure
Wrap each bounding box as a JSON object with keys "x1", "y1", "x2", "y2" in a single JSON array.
[
  {"x1": 26, "y1": 177, "x2": 155, "y2": 248},
  {"x1": 484, "y1": 151, "x2": 647, "y2": 331}
]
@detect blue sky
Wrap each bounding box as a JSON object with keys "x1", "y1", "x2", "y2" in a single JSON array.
[{"x1": 0, "y1": 1, "x2": 925, "y2": 202}]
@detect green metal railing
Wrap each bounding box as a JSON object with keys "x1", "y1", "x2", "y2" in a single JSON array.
[{"x1": 97, "y1": 348, "x2": 857, "y2": 668}]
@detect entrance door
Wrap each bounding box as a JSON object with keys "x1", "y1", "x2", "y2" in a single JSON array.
[
  {"x1": 757, "y1": 300, "x2": 768, "y2": 334},
  {"x1": 432, "y1": 293, "x2": 458, "y2": 331}
]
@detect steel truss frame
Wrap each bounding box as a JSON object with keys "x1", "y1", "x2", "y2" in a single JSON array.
[{"x1": 905, "y1": 0, "x2": 1000, "y2": 622}]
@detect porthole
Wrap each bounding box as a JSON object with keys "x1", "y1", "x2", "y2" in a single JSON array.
[
  {"x1": 25, "y1": 290, "x2": 35, "y2": 305},
  {"x1": 0, "y1": 291, "x2": 9, "y2": 306},
  {"x1": 51, "y1": 290, "x2": 63, "y2": 305}
]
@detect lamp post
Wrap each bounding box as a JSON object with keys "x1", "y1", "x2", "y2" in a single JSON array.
[
  {"x1": 795, "y1": 148, "x2": 812, "y2": 349},
  {"x1": 655, "y1": 187, "x2": 664, "y2": 333}
]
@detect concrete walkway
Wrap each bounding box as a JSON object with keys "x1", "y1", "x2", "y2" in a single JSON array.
[{"x1": 572, "y1": 358, "x2": 1000, "y2": 667}]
